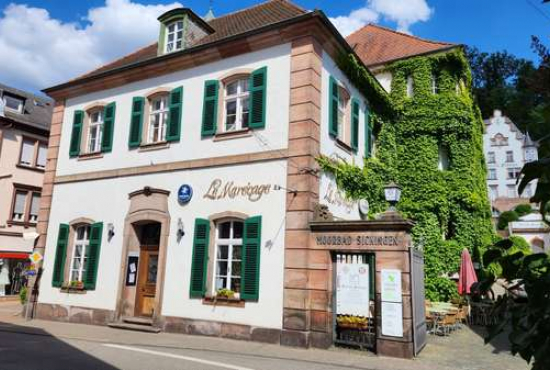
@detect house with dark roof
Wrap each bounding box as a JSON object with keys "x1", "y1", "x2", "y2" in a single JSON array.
[
  {"x1": 0, "y1": 83, "x2": 52, "y2": 297},
  {"x1": 32, "y1": 0, "x2": 489, "y2": 356}
]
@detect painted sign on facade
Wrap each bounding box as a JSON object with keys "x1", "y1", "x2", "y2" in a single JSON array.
[
  {"x1": 203, "y1": 179, "x2": 272, "y2": 202},
  {"x1": 323, "y1": 183, "x2": 356, "y2": 214},
  {"x1": 336, "y1": 262, "x2": 370, "y2": 317}
]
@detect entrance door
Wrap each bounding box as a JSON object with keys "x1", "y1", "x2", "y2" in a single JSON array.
[
  {"x1": 135, "y1": 249, "x2": 158, "y2": 317},
  {"x1": 134, "y1": 223, "x2": 161, "y2": 317}
]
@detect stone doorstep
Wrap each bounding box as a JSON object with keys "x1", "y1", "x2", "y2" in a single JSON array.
[
  {"x1": 121, "y1": 316, "x2": 154, "y2": 326},
  {"x1": 108, "y1": 322, "x2": 161, "y2": 333}
]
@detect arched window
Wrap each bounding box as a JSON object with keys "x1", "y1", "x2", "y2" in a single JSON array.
[
  {"x1": 213, "y1": 219, "x2": 244, "y2": 294},
  {"x1": 147, "y1": 92, "x2": 169, "y2": 144},
  {"x1": 87, "y1": 108, "x2": 104, "y2": 154},
  {"x1": 223, "y1": 77, "x2": 250, "y2": 132},
  {"x1": 70, "y1": 224, "x2": 91, "y2": 282}
]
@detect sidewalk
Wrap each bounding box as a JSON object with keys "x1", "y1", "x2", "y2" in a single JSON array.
[{"x1": 0, "y1": 301, "x2": 530, "y2": 370}]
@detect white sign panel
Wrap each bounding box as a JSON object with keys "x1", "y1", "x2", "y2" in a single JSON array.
[
  {"x1": 336, "y1": 262, "x2": 370, "y2": 317},
  {"x1": 381, "y1": 302, "x2": 404, "y2": 337},
  {"x1": 381, "y1": 269, "x2": 402, "y2": 303}
]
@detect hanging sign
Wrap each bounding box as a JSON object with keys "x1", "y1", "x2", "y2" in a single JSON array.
[
  {"x1": 381, "y1": 269, "x2": 402, "y2": 303},
  {"x1": 336, "y1": 262, "x2": 370, "y2": 317},
  {"x1": 178, "y1": 184, "x2": 193, "y2": 204}
]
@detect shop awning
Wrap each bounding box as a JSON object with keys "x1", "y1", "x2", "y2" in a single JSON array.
[{"x1": 0, "y1": 252, "x2": 29, "y2": 259}]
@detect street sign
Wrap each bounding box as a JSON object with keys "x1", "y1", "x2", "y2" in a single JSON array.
[{"x1": 29, "y1": 252, "x2": 43, "y2": 264}]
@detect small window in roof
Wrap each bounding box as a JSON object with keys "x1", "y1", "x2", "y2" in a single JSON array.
[
  {"x1": 165, "y1": 20, "x2": 184, "y2": 53},
  {"x1": 3, "y1": 93, "x2": 24, "y2": 113}
]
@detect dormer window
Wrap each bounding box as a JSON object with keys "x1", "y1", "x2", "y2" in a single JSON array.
[
  {"x1": 157, "y1": 8, "x2": 215, "y2": 56},
  {"x1": 165, "y1": 20, "x2": 184, "y2": 53},
  {"x1": 3, "y1": 93, "x2": 24, "y2": 113}
]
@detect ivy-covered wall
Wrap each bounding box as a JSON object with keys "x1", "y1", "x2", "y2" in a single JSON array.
[{"x1": 320, "y1": 50, "x2": 495, "y2": 301}]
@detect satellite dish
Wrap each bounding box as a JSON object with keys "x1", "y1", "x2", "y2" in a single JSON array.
[{"x1": 359, "y1": 199, "x2": 369, "y2": 215}]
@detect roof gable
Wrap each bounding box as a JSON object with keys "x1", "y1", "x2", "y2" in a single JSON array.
[{"x1": 346, "y1": 24, "x2": 456, "y2": 67}]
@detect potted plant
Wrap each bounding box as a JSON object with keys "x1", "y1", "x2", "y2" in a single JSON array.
[{"x1": 216, "y1": 288, "x2": 236, "y2": 300}]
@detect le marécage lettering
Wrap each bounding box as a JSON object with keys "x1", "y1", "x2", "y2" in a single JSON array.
[
  {"x1": 203, "y1": 179, "x2": 272, "y2": 202},
  {"x1": 315, "y1": 235, "x2": 402, "y2": 247}
]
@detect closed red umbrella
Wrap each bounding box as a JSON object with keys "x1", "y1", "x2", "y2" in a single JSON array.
[{"x1": 458, "y1": 248, "x2": 478, "y2": 295}]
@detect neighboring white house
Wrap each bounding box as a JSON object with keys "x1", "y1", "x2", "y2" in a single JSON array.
[
  {"x1": 483, "y1": 110, "x2": 538, "y2": 215},
  {"x1": 509, "y1": 213, "x2": 550, "y2": 253},
  {"x1": 34, "y1": 2, "x2": 379, "y2": 349}
]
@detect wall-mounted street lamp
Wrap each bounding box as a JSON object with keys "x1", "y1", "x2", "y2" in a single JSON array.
[
  {"x1": 107, "y1": 223, "x2": 115, "y2": 240},
  {"x1": 384, "y1": 182, "x2": 402, "y2": 212},
  {"x1": 177, "y1": 218, "x2": 185, "y2": 241},
  {"x1": 377, "y1": 181, "x2": 403, "y2": 221}
]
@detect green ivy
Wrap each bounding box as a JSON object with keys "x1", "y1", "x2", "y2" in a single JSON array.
[{"x1": 322, "y1": 50, "x2": 495, "y2": 301}]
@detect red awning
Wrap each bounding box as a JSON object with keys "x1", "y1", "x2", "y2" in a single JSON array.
[{"x1": 0, "y1": 252, "x2": 29, "y2": 259}]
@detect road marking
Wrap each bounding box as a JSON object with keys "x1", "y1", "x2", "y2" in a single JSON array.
[{"x1": 103, "y1": 343, "x2": 256, "y2": 370}]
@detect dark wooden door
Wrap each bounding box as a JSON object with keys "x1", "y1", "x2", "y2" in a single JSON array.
[{"x1": 135, "y1": 248, "x2": 159, "y2": 317}]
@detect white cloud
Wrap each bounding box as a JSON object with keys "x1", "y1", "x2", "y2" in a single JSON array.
[
  {"x1": 330, "y1": 8, "x2": 379, "y2": 38},
  {"x1": 0, "y1": 0, "x2": 181, "y2": 93},
  {"x1": 330, "y1": 0, "x2": 433, "y2": 36}
]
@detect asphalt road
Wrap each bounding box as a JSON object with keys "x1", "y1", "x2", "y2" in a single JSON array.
[{"x1": 0, "y1": 329, "x2": 363, "y2": 370}]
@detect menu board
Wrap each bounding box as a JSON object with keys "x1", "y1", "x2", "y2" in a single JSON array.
[
  {"x1": 336, "y1": 262, "x2": 370, "y2": 317},
  {"x1": 381, "y1": 302, "x2": 404, "y2": 337}
]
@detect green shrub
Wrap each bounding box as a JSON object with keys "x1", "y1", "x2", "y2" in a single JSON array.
[
  {"x1": 19, "y1": 286, "x2": 27, "y2": 305},
  {"x1": 514, "y1": 204, "x2": 532, "y2": 217},
  {"x1": 497, "y1": 211, "x2": 519, "y2": 230}
]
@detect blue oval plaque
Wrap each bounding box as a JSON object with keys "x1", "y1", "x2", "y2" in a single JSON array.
[{"x1": 178, "y1": 184, "x2": 193, "y2": 204}]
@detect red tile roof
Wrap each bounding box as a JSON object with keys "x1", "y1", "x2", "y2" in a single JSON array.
[
  {"x1": 79, "y1": 0, "x2": 306, "y2": 79},
  {"x1": 346, "y1": 24, "x2": 456, "y2": 68}
]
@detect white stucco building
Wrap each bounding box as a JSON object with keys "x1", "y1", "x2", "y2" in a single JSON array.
[
  {"x1": 483, "y1": 110, "x2": 538, "y2": 214},
  {"x1": 33, "y1": 2, "x2": 383, "y2": 348},
  {"x1": 509, "y1": 213, "x2": 550, "y2": 253}
]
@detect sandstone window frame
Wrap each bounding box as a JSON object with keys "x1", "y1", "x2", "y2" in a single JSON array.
[
  {"x1": 8, "y1": 183, "x2": 41, "y2": 227},
  {"x1": 17, "y1": 135, "x2": 47, "y2": 171}
]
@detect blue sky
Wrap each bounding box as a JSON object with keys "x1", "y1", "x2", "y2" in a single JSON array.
[{"x1": 0, "y1": 0, "x2": 549, "y2": 92}]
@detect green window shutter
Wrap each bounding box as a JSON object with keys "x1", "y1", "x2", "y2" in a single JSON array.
[
  {"x1": 201, "y1": 81, "x2": 218, "y2": 137},
  {"x1": 351, "y1": 98, "x2": 360, "y2": 152},
  {"x1": 129, "y1": 97, "x2": 144, "y2": 148},
  {"x1": 52, "y1": 224, "x2": 70, "y2": 288},
  {"x1": 69, "y1": 110, "x2": 84, "y2": 157},
  {"x1": 248, "y1": 67, "x2": 267, "y2": 129},
  {"x1": 190, "y1": 218, "x2": 210, "y2": 298},
  {"x1": 365, "y1": 105, "x2": 372, "y2": 158},
  {"x1": 166, "y1": 86, "x2": 183, "y2": 142},
  {"x1": 101, "y1": 102, "x2": 116, "y2": 153},
  {"x1": 329, "y1": 76, "x2": 339, "y2": 138},
  {"x1": 83, "y1": 222, "x2": 103, "y2": 291},
  {"x1": 241, "y1": 216, "x2": 262, "y2": 301},
  {"x1": 367, "y1": 254, "x2": 376, "y2": 300}
]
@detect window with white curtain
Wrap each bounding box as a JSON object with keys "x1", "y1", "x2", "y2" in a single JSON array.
[
  {"x1": 87, "y1": 110, "x2": 103, "y2": 153},
  {"x1": 213, "y1": 220, "x2": 243, "y2": 294},
  {"x1": 70, "y1": 225, "x2": 91, "y2": 282},
  {"x1": 406, "y1": 76, "x2": 414, "y2": 98},
  {"x1": 148, "y1": 95, "x2": 169, "y2": 143},
  {"x1": 224, "y1": 78, "x2": 250, "y2": 132}
]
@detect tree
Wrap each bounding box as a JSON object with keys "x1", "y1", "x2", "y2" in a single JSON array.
[{"x1": 484, "y1": 154, "x2": 549, "y2": 369}]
